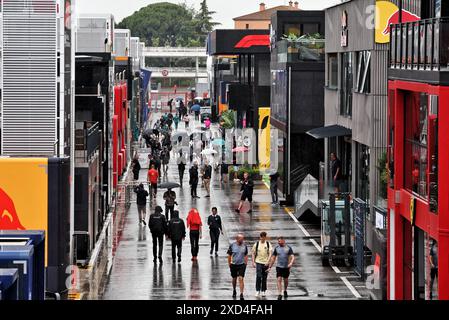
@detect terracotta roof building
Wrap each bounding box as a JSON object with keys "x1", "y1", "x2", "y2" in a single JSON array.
[{"x1": 234, "y1": 1, "x2": 300, "y2": 30}]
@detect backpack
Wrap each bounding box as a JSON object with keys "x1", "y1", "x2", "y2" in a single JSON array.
[{"x1": 254, "y1": 241, "x2": 270, "y2": 260}]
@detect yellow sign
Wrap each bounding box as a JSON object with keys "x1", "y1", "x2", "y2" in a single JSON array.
[
  {"x1": 410, "y1": 196, "x2": 416, "y2": 226},
  {"x1": 258, "y1": 108, "x2": 271, "y2": 171},
  {"x1": 0, "y1": 158, "x2": 49, "y2": 264},
  {"x1": 375, "y1": 0, "x2": 420, "y2": 44}
]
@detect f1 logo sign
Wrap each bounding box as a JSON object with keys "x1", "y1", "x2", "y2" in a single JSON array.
[{"x1": 235, "y1": 35, "x2": 270, "y2": 48}]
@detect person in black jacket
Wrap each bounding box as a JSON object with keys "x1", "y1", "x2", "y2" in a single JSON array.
[
  {"x1": 235, "y1": 172, "x2": 254, "y2": 214},
  {"x1": 168, "y1": 210, "x2": 186, "y2": 263},
  {"x1": 134, "y1": 184, "x2": 148, "y2": 226},
  {"x1": 132, "y1": 157, "x2": 141, "y2": 181},
  {"x1": 148, "y1": 206, "x2": 168, "y2": 263},
  {"x1": 189, "y1": 162, "x2": 200, "y2": 199},
  {"x1": 178, "y1": 161, "x2": 186, "y2": 188},
  {"x1": 207, "y1": 207, "x2": 223, "y2": 256},
  {"x1": 269, "y1": 171, "x2": 280, "y2": 205}
]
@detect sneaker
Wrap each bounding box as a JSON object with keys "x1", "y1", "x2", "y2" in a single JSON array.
[
  {"x1": 232, "y1": 290, "x2": 237, "y2": 298},
  {"x1": 205, "y1": 195, "x2": 210, "y2": 198},
  {"x1": 210, "y1": 250, "x2": 213, "y2": 255},
  {"x1": 248, "y1": 210, "x2": 253, "y2": 214},
  {"x1": 196, "y1": 196, "x2": 201, "y2": 199},
  {"x1": 284, "y1": 291, "x2": 288, "y2": 298},
  {"x1": 255, "y1": 291, "x2": 260, "y2": 297},
  {"x1": 261, "y1": 291, "x2": 266, "y2": 297},
  {"x1": 141, "y1": 220, "x2": 147, "y2": 226},
  {"x1": 240, "y1": 294, "x2": 244, "y2": 300},
  {"x1": 235, "y1": 209, "x2": 240, "y2": 213},
  {"x1": 215, "y1": 252, "x2": 218, "y2": 257},
  {"x1": 178, "y1": 257, "x2": 182, "y2": 263},
  {"x1": 277, "y1": 295, "x2": 282, "y2": 300}
]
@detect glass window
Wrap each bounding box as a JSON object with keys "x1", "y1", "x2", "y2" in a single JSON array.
[
  {"x1": 404, "y1": 92, "x2": 428, "y2": 199},
  {"x1": 355, "y1": 51, "x2": 371, "y2": 94},
  {"x1": 429, "y1": 95, "x2": 438, "y2": 213},
  {"x1": 356, "y1": 144, "x2": 370, "y2": 203},
  {"x1": 303, "y1": 23, "x2": 320, "y2": 35},
  {"x1": 328, "y1": 53, "x2": 338, "y2": 89},
  {"x1": 340, "y1": 52, "x2": 353, "y2": 117},
  {"x1": 284, "y1": 24, "x2": 301, "y2": 37}
]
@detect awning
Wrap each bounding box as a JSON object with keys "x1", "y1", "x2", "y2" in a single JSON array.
[{"x1": 306, "y1": 125, "x2": 352, "y2": 139}]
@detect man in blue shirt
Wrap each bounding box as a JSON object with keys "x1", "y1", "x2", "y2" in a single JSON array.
[
  {"x1": 268, "y1": 236, "x2": 295, "y2": 300},
  {"x1": 227, "y1": 234, "x2": 248, "y2": 300}
]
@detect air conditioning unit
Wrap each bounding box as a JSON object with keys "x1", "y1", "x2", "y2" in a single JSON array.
[{"x1": 0, "y1": 0, "x2": 73, "y2": 157}]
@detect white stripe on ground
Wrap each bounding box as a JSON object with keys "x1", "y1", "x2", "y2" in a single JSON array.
[
  {"x1": 340, "y1": 276, "x2": 362, "y2": 298},
  {"x1": 283, "y1": 207, "x2": 359, "y2": 297}
]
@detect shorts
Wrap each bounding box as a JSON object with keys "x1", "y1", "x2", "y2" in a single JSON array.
[
  {"x1": 230, "y1": 264, "x2": 247, "y2": 278},
  {"x1": 276, "y1": 267, "x2": 290, "y2": 279},
  {"x1": 241, "y1": 193, "x2": 253, "y2": 202}
]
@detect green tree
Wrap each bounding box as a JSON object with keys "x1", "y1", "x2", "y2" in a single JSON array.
[
  {"x1": 194, "y1": 0, "x2": 220, "y2": 44},
  {"x1": 118, "y1": 1, "x2": 219, "y2": 48},
  {"x1": 118, "y1": 2, "x2": 196, "y2": 47}
]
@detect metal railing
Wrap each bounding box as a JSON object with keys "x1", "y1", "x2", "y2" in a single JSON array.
[
  {"x1": 390, "y1": 18, "x2": 449, "y2": 71},
  {"x1": 75, "y1": 121, "x2": 101, "y2": 162}
]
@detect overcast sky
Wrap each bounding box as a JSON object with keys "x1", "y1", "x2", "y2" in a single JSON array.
[{"x1": 76, "y1": 0, "x2": 341, "y2": 29}]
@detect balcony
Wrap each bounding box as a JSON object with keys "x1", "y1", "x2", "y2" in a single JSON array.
[
  {"x1": 75, "y1": 121, "x2": 101, "y2": 163},
  {"x1": 390, "y1": 18, "x2": 449, "y2": 74},
  {"x1": 275, "y1": 39, "x2": 325, "y2": 64}
]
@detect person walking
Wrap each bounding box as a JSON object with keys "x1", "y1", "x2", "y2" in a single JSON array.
[
  {"x1": 183, "y1": 114, "x2": 190, "y2": 129},
  {"x1": 235, "y1": 172, "x2": 254, "y2": 214},
  {"x1": 202, "y1": 161, "x2": 212, "y2": 197},
  {"x1": 133, "y1": 183, "x2": 149, "y2": 226},
  {"x1": 168, "y1": 98, "x2": 173, "y2": 113},
  {"x1": 178, "y1": 159, "x2": 186, "y2": 188},
  {"x1": 154, "y1": 154, "x2": 162, "y2": 179},
  {"x1": 189, "y1": 162, "x2": 200, "y2": 199},
  {"x1": 168, "y1": 210, "x2": 186, "y2": 263},
  {"x1": 204, "y1": 117, "x2": 211, "y2": 130},
  {"x1": 163, "y1": 188, "x2": 177, "y2": 221},
  {"x1": 173, "y1": 114, "x2": 180, "y2": 130},
  {"x1": 207, "y1": 207, "x2": 223, "y2": 256},
  {"x1": 132, "y1": 157, "x2": 141, "y2": 181},
  {"x1": 227, "y1": 234, "x2": 248, "y2": 300},
  {"x1": 148, "y1": 206, "x2": 168, "y2": 264},
  {"x1": 186, "y1": 208, "x2": 203, "y2": 261},
  {"x1": 161, "y1": 147, "x2": 170, "y2": 175},
  {"x1": 268, "y1": 236, "x2": 295, "y2": 300},
  {"x1": 147, "y1": 164, "x2": 159, "y2": 201},
  {"x1": 251, "y1": 232, "x2": 272, "y2": 297},
  {"x1": 220, "y1": 163, "x2": 229, "y2": 183},
  {"x1": 269, "y1": 171, "x2": 280, "y2": 206}
]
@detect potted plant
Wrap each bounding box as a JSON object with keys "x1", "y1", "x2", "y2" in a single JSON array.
[{"x1": 281, "y1": 33, "x2": 300, "y2": 53}]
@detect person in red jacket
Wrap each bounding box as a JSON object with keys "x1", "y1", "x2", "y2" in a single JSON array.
[
  {"x1": 148, "y1": 164, "x2": 159, "y2": 200},
  {"x1": 186, "y1": 208, "x2": 203, "y2": 261}
]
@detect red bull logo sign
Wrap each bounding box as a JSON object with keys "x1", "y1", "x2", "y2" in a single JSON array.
[
  {"x1": 0, "y1": 188, "x2": 25, "y2": 230},
  {"x1": 0, "y1": 158, "x2": 49, "y2": 264},
  {"x1": 375, "y1": 0, "x2": 420, "y2": 44}
]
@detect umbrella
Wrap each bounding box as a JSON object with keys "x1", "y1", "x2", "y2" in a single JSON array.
[
  {"x1": 201, "y1": 149, "x2": 217, "y2": 155},
  {"x1": 190, "y1": 130, "x2": 203, "y2": 136},
  {"x1": 232, "y1": 146, "x2": 249, "y2": 153},
  {"x1": 158, "y1": 182, "x2": 181, "y2": 189},
  {"x1": 191, "y1": 104, "x2": 201, "y2": 112},
  {"x1": 172, "y1": 131, "x2": 189, "y2": 140},
  {"x1": 212, "y1": 139, "x2": 225, "y2": 146}
]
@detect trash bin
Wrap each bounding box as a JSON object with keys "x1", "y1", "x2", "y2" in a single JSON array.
[
  {"x1": 0, "y1": 231, "x2": 45, "y2": 300},
  {"x1": 0, "y1": 245, "x2": 34, "y2": 300},
  {"x1": 0, "y1": 268, "x2": 19, "y2": 300}
]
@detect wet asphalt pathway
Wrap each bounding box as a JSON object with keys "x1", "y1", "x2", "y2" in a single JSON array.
[{"x1": 101, "y1": 115, "x2": 370, "y2": 300}]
